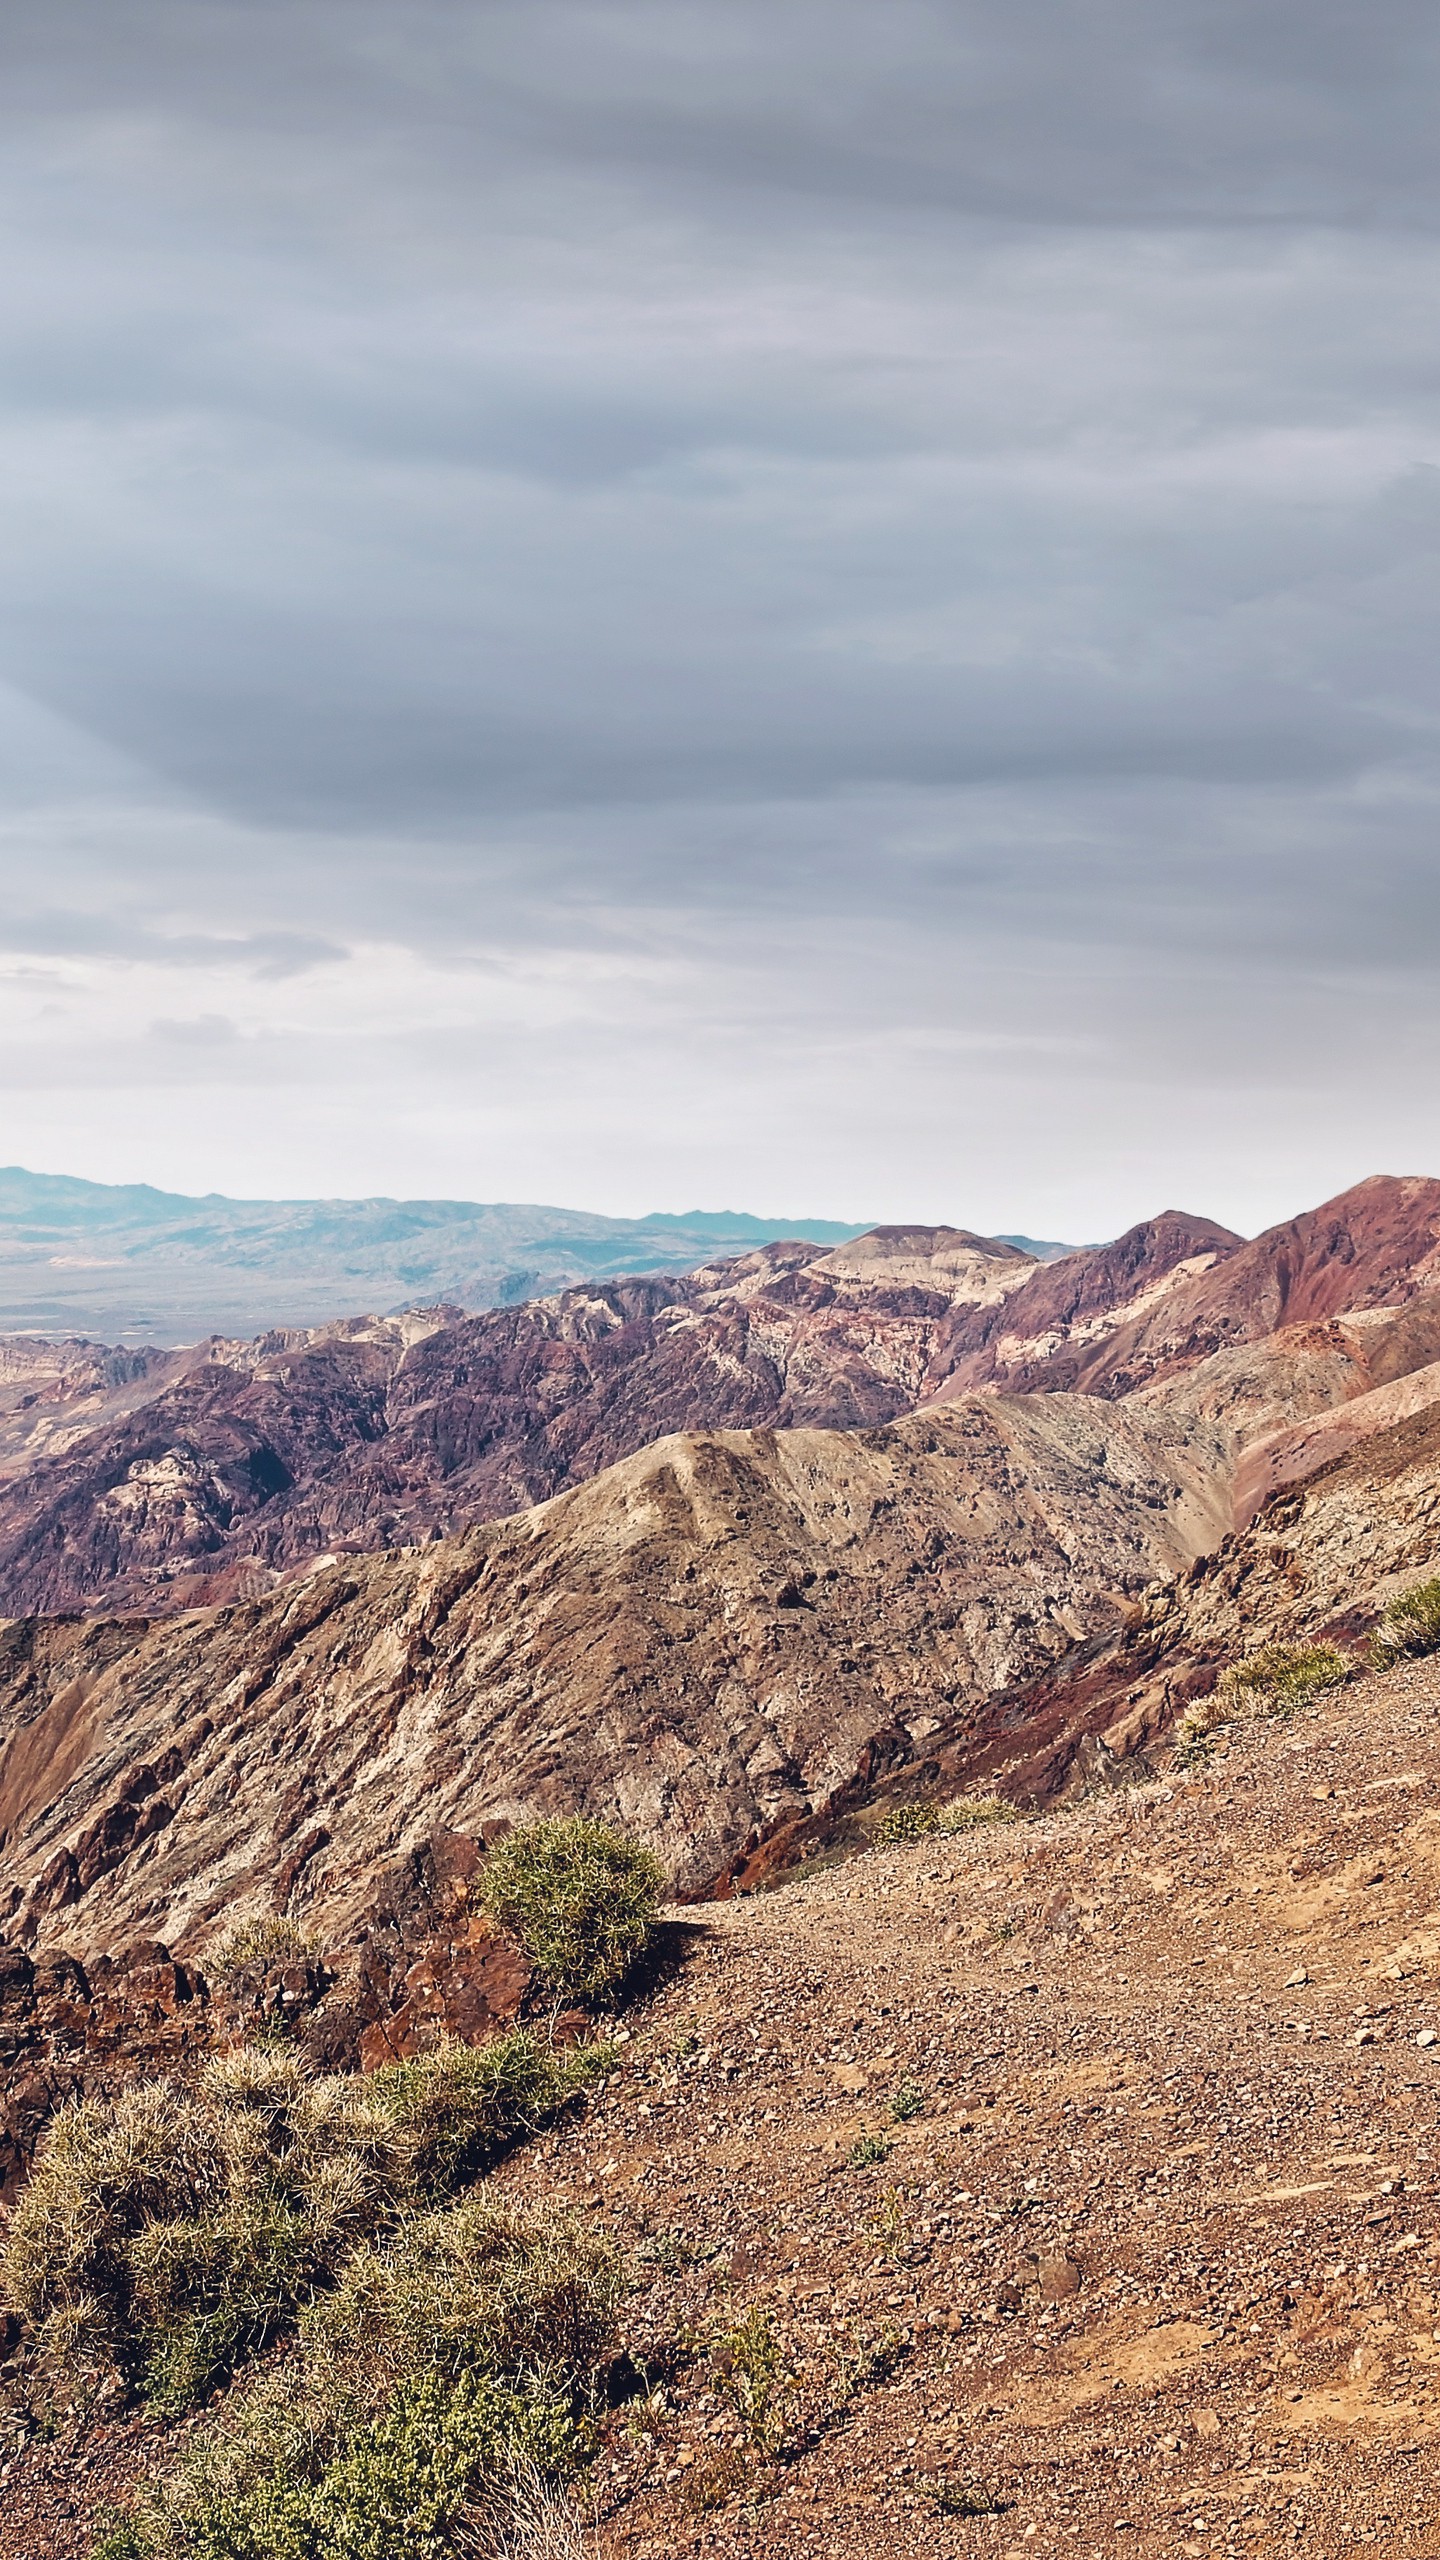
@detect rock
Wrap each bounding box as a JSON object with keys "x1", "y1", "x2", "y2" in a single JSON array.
[{"x1": 1036, "y1": 2255, "x2": 1082, "y2": 2302}]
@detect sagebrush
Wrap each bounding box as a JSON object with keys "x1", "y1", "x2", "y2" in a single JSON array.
[
  {"x1": 3, "y1": 2032, "x2": 604, "y2": 2415},
  {"x1": 478, "y1": 1817, "x2": 665, "y2": 2005}
]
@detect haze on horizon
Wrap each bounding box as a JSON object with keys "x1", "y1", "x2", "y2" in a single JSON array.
[{"x1": 1, "y1": 1, "x2": 1439, "y2": 1246}]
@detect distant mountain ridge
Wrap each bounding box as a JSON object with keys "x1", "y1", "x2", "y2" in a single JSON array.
[{"x1": 0, "y1": 1166, "x2": 875, "y2": 1343}]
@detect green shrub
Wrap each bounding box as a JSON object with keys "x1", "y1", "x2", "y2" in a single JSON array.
[
  {"x1": 477, "y1": 1818, "x2": 665, "y2": 2005},
  {"x1": 1172, "y1": 1641, "x2": 1350, "y2": 1765},
  {"x1": 888, "y1": 2080, "x2": 925, "y2": 2123},
  {"x1": 938, "y1": 1794, "x2": 1018, "y2": 1832},
  {"x1": 710, "y1": 2302, "x2": 791, "y2": 2455},
  {"x1": 875, "y1": 1802, "x2": 939, "y2": 1844},
  {"x1": 94, "y1": 2200, "x2": 618, "y2": 2559},
  {"x1": 210, "y1": 1917, "x2": 316, "y2": 1976},
  {"x1": 4, "y1": 2038, "x2": 603, "y2": 2415},
  {"x1": 847, "y1": 2132, "x2": 893, "y2": 2170},
  {"x1": 1371, "y1": 1576, "x2": 1440, "y2": 1666}
]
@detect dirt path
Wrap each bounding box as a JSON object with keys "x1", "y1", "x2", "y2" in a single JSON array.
[{"x1": 492, "y1": 1653, "x2": 1440, "y2": 2558}]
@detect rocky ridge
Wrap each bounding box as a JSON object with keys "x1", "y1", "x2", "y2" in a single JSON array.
[
  {"x1": 0, "y1": 1212, "x2": 1231, "y2": 1621},
  {"x1": 0, "y1": 1389, "x2": 1231, "y2": 1952}
]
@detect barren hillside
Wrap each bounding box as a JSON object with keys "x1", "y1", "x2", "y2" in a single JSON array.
[{"x1": 0, "y1": 1390, "x2": 1230, "y2": 1952}]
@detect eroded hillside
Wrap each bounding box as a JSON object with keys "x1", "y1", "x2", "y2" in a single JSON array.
[{"x1": 0, "y1": 1391, "x2": 1229, "y2": 1951}]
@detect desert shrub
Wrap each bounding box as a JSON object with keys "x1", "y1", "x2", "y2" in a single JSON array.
[
  {"x1": 710, "y1": 2302, "x2": 791, "y2": 2454},
  {"x1": 4, "y1": 2038, "x2": 604, "y2": 2414},
  {"x1": 368, "y1": 2031, "x2": 605, "y2": 2196},
  {"x1": 210, "y1": 1917, "x2": 316, "y2": 1976},
  {"x1": 478, "y1": 1819, "x2": 665, "y2": 2005},
  {"x1": 938, "y1": 1794, "x2": 1018, "y2": 1832},
  {"x1": 1171, "y1": 1641, "x2": 1350, "y2": 1765},
  {"x1": 847, "y1": 2132, "x2": 893, "y2": 2170},
  {"x1": 888, "y1": 2080, "x2": 925, "y2": 2122},
  {"x1": 875, "y1": 1801, "x2": 939, "y2": 1844},
  {"x1": 1371, "y1": 1575, "x2": 1440, "y2": 1666},
  {"x1": 95, "y1": 2200, "x2": 618, "y2": 2560},
  {"x1": 305, "y1": 2196, "x2": 621, "y2": 2392}
]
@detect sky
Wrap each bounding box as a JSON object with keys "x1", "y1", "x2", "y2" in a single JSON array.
[{"x1": 2, "y1": 0, "x2": 1440, "y2": 1240}]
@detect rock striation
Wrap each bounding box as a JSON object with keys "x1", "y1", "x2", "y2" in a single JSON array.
[
  {"x1": 0, "y1": 1391, "x2": 1231, "y2": 1952},
  {"x1": 0, "y1": 1220, "x2": 1206, "y2": 1621}
]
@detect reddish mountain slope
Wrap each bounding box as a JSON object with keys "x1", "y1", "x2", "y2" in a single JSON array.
[
  {"x1": 929, "y1": 1176, "x2": 1440, "y2": 1403},
  {"x1": 0, "y1": 1231, "x2": 1048, "y2": 1617},
  {"x1": 922, "y1": 1209, "x2": 1241, "y2": 1397}
]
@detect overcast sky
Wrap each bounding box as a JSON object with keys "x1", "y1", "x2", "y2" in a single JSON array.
[{"x1": 1, "y1": 1, "x2": 1439, "y2": 1238}]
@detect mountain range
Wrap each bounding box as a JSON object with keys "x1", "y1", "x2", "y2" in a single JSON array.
[
  {"x1": 0, "y1": 1165, "x2": 895, "y2": 1342},
  {"x1": 3, "y1": 1172, "x2": 1440, "y2": 1962}
]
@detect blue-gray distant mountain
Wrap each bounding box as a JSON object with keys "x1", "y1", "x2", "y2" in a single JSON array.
[{"x1": 0, "y1": 1167, "x2": 872, "y2": 1343}]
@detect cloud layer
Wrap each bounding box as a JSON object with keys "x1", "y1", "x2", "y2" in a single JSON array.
[{"x1": 1, "y1": 1, "x2": 1439, "y2": 1235}]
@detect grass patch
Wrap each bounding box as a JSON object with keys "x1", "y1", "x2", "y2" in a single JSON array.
[
  {"x1": 938, "y1": 1794, "x2": 1018, "y2": 1832},
  {"x1": 209, "y1": 1917, "x2": 317, "y2": 1976},
  {"x1": 95, "y1": 2198, "x2": 619, "y2": 2559},
  {"x1": 3, "y1": 2034, "x2": 603, "y2": 2417},
  {"x1": 1371, "y1": 1575, "x2": 1440, "y2": 1666},
  {"x1": 888, "y1": 2081, "x2": 925, "y2": 2122},
  {"x1": 1172, "y1": 1642, "x2": 1350, "y2": 1764},
  {"x1": 478, "y1": 1819, "x2": 665, "y2": 2007}
]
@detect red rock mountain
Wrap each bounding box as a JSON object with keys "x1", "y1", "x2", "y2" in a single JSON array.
[
  {"x1": 0, "y1": 1222, "x2": 1177, "y2": 1620},
  {"x1": 930, "y1": 1175, "x2": 1440, "y2": 1403}
]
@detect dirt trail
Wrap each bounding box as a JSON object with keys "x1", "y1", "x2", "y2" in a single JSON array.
[{"x1": 491, "y1": 1652, "x2": 1440, "y2": 2559}]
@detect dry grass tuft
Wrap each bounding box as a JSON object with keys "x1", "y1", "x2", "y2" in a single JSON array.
[
  {"x1": 209, "y1": 1916, "x2": 317, "y2": 1975},
  {"x1": 3, "y1": 2034, "x2": 605, "y2": 2417},
  {"x1": 1371, "y1": 1575, "x2": 1440, "y2": 1666}
]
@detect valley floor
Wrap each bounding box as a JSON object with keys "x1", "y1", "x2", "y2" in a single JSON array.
[{"x1": 13, "y1": 1654, "x2": 1440, "y2": 2556}]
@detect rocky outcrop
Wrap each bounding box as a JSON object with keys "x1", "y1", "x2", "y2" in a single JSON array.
[
  {"x1": 0, "y1": 1826, "x2": 531, "y2": 2197},
  {"x1": 0, "y1": 1390, "x2": 1231, "y2": 1952}
]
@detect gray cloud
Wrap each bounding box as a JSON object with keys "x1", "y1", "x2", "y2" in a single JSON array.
[{"x1": 0, "y1": 2, "x2": 1437, "y2": 1233}]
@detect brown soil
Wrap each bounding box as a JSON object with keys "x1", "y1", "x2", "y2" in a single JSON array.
[{"x1": 502, "y1": 1649, "x2": 1440, "y2": 2560}]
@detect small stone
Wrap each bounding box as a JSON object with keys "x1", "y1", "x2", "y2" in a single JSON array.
[
  {"x1": 1417, "y1": 2029, "x2": 1437, "y2": 2048},
  {"x1": 1037, "y1": 2253, "x2": 1082, "y2": 2302},
  {"x1": 1355, "y1": 2027, "x2": 1377, "y2": 2046},
  {"x1": 1284, "y1": 1969, "x2": 1309, "y2": 1988}
]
